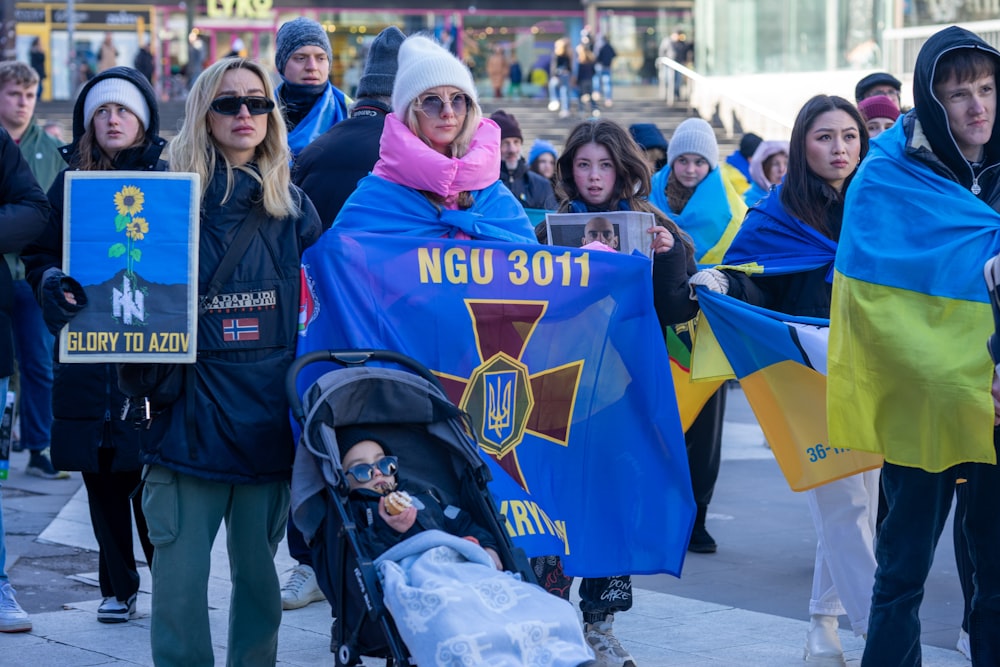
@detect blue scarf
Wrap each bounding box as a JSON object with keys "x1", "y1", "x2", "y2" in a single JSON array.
[
  {"x1": 333, "y1": 175, "x2": 537, "y2": 243},
  {"x1": 650, "y1": 166, "x2": 733, "y2": 261},
  {"x1": 723, "y1": 184, "x2": 837, "y2": 281},
  {"x1": 279, "y1": 81, "x2": 347, "y2": 156}
]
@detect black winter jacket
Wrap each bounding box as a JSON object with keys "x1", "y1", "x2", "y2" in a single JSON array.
[
  {"x1": 348, "y1": 483, "x2": 498, "y2": 558},
  {"x1": 21, "y1": 67, "x2": 165, "y2": 472},
  {"x1": 909, "y1": 26, "x2": 1000, "y2": 203},
  {"x1": 294, "y1": 99, "x2": 389, "y2": 229},
  {"x1": 0, "y1": 128, "x2": 49, "y2": 377},
  {"x1": 499, "y1": 158, "x2": 557, "y2": 211},
  {"x1": 140, "y1": 164, "x2": 321, "y2": 483}
]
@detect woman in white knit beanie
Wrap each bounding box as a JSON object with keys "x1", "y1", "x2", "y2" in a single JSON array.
[{"x1": 329, "y1": 34, "x2": 535, "y2": 240}]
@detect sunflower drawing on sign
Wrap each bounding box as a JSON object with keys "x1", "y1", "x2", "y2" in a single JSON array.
[
  {"x1": 108, "y1": 185, "x2": 150, "y2": 325},
  {"x1": 110, "y1": 185, "x2": 149, "y2": 279}
]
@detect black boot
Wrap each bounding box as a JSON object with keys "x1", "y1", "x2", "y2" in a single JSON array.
[{"x1": 688, "y1": 504, "x2": 717, "y2": 553}]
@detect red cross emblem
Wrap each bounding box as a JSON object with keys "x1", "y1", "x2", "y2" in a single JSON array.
[{"x1": 435, "y1": 300, "x2": 583, "y2": 491}]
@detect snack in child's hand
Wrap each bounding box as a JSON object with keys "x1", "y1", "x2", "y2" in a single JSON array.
[{"x1": 384, "y1": 490, "x2": 414, "y2": 516}]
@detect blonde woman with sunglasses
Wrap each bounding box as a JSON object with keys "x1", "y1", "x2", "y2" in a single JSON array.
[
  {"x1": 330, "y1": 34, "x2": 536, "y2": 242},
  {"x1": 141, "y1": 58, "x2": 321, "y2": 666}
]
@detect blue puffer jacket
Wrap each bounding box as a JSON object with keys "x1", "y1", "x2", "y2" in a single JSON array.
[{"x1": 140, "y1": 165, "x2": 321, "y2": 483}]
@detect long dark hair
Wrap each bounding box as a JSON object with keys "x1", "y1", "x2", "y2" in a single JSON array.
[
  {"x1": 556, "y1": 119, "x2": 692, "y2": 254},
  {"x1": 781, "y1": 95, "x2": 869, "y2": 237}
]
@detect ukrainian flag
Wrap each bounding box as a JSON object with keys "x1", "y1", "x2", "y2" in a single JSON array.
[
  {"x1": 693, "y1": 289, "x2": 882, "y2": 490},
  {"x1": 667, "y1": 323, "x2": 725, "y2": 431},
  {"x1": 650, "y1": 166, "x2": 747, "y2": 265},
  {"x1": 829, "y1": 120, "x2": 1000, "y2": 471}
]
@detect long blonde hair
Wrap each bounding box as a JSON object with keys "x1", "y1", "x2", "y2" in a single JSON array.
[
  {"x1": 403, "y1": 90, "x2": 483, "y2": 159},
  {"x1": 169, "y1": 58, "x2": 299, "y2": 219}
]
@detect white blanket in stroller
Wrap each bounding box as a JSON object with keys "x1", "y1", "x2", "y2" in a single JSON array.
[{"x1": 376, "y1": 530, "x2": 594, "y2": 667}]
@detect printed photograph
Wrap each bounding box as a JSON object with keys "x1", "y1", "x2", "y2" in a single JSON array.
[{"x1": 544, "y1": 211, "x2": 656, "y2": 258}]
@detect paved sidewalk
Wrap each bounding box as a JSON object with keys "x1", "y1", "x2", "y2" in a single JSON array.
[{"x1": 0, "y1": 392, "x2": 971, "y2": 665}]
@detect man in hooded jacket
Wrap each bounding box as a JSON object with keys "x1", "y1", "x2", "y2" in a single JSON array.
[{"x1": 832, "y1": 26, "x2": 1000, "y2": 666}]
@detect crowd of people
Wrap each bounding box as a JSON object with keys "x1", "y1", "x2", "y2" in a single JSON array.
[{"x1": 1, "y1": 17, "x2": 999, "y2": 667}]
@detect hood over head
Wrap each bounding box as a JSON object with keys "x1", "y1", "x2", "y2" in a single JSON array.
[
  {"x1": 748, "y1": 139, "x2": 790, "y2": 190},
  {"x1": 64, "y1": 66, "x2": 164, "y2": 166},
  {"x1": 912, "y1": 26, "x2": 1000, "y2": 186}
]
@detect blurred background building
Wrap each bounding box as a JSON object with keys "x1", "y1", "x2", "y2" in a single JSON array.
[{"x1": 10, "y1": 0, "x2": 1000, "y2": 138}]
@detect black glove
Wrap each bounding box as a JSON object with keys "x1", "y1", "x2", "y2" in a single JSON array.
[{"x1": 40, "y1": 268, "x2": 88, "y2": 336}]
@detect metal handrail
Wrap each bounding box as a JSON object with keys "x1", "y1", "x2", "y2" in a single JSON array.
[{"x1": 656, "y1": 56, "x2": 793, "y2": 139}]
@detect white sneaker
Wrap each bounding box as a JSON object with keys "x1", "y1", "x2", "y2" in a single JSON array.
[
  {"x1": 957, "y1": 628, "x2": 972, "y2": 661},
  {"x1": 97, "y1": 593, "x2": 137, "y2": 623},
  {"x1": 280, "y1": 564, "x2": 326, "y2": 610},
  {"x1": 0, "y1": 582, "x2": 31, "y2": 633},
  {"x1": 584, "y1": 615, "x2": 636, "y2": 667}
]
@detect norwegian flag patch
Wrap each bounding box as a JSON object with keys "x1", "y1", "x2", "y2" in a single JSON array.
[{"x1": 223, "y1": 318, "x2": 260, "y2": 342}]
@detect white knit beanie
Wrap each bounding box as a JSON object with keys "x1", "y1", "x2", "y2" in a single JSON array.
[
  {"x1": 83, "y1": 77, "x2": 150, "y2": 130},
  {"x1": 392, "y1": 35, "x2": 478, "y2": 118},
  {"x1": 667, "y1": 118, "x2": 719, "y2": 170}
]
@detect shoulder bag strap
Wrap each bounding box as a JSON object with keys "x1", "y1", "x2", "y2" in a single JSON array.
[{"x1": 199, "y1": 208, "x2": 267, "y2": 315}]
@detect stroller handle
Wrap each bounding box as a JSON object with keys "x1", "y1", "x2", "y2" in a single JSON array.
[{"x1": 286, "y1": 349, "x2": 447, "y2": 424}]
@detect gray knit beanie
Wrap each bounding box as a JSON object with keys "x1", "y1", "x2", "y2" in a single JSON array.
[
  {"x1": 275, "y1": 17, "x2": 332, "y2": 77},
  {"x1": 356, "y1": 26, "x2": 405, "y2": 100},
  {"x1": 667, "y1": 118, "x2": 719, "y2": 170}
]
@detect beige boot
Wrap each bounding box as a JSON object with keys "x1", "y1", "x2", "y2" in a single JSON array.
[{"x1": 804, "y1": 614, "x2": 846, "y2": 666}]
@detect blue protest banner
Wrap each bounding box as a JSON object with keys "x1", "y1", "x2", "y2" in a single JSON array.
[{"x1": 297, "y1": 231, "x2": 694, "y2": 577}]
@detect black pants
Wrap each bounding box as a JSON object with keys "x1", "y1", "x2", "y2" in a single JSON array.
[
  {"x1": 530, "y1": 556, "x2": 633, "y2": 623},
  {"x1": 82, "y1": 448, "x2": 153, "y2": 601},
  {"x1": 686, "y1": 384, "x2": 727, "y2": 507}
]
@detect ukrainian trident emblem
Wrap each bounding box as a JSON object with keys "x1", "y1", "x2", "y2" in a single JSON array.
[{"x1": 435, "y1": 300, "x2": 584, "y2": 491}]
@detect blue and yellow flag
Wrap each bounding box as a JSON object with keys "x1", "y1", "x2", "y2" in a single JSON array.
[
  {"x1": 830, "y1": 120, "x2": 1000, "y2": 471},
  {"x1": 297, "y1": 231, "x2": 695, "y2": 577},
  {"x1": 693, "y1": 290, "x2": 883, "y2": 490},
  {"x1": 650, "y1": 166, "x2": 746, "y2": 265}
]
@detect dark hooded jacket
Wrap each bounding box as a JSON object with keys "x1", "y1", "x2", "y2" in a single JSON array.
[
  {"x1": 0, "y1": 128, "x2": 49, "y2": 378},
  {"x1": 499, "y1": 157, "x2": 557, "y2": 211},
  {"x1": 21, "y1": 66, "x2": 166, "y2": 472},
  {"x1": 905, "y1": 26, "x2": 1000, "y2": 206},
  {"x1": 294, "y1": 98, "x2": 390, "y2": 229}
]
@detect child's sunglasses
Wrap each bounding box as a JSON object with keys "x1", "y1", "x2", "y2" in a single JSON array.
[
  {"x1": 209, "y1": 95, "x2": 275, "y2": 116},
  {"x1": 345, "y1": 456, "x2": 399, "y2": 483}
]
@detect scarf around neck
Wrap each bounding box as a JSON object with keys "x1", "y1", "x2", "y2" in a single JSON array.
[{"x1": 373, "y1": 115, "x2": 500, "y2": 209}]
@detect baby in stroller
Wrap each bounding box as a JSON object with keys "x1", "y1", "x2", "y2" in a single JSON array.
[
  {"x1": 337, "y1": 425, "x2": 597, "y2": 667},
  {"x1": 338, "y1": 426, "x2": 504, "y2": 571}
]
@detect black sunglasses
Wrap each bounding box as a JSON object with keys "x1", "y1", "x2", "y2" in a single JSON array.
[
  {"x1": 415, "y1": 93, "x2": 470, "y2": 117},
  {"x1": 210, "y1": 96, "x2": 275, "y2": 116},
  {"x1": 345, "y1": 456, "x2": 399, "y2": 483}
]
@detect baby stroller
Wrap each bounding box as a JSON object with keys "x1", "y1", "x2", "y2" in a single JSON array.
[{"x1": 287, "y1": 349, "x2": 536, "y2": 666}]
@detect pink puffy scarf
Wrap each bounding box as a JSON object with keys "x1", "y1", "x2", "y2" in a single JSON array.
[{"x1": 373, "y1": 114, "x2": 501, "y2": 210}]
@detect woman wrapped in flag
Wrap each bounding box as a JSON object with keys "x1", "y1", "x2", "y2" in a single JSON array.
[
  {"x1": 690, "y1": 95, "x2": 874, "y2": 665},
  {"x1": 329, "y1": 34, "x2": 535, "y2": 243}
]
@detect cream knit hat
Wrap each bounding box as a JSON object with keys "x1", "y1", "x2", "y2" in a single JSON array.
[
  {"x1": 392, "y1": 35, "x2": 478, "y2": 118},
  {"x1": 83, "y1": 77, "x2": 150, "y2": 130}
]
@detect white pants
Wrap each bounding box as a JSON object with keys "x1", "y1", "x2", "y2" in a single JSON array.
[{"x1": 806, "y1": 468, "x2": 880, "y2": 636}]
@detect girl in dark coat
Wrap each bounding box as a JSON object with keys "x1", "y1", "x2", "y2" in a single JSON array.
[
  {"x1": 22, "y1": 66, "x2": 166, "y2": 623},
  {"x1": 543, "y1": 118, "x2": 696, "y2": 666}
]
